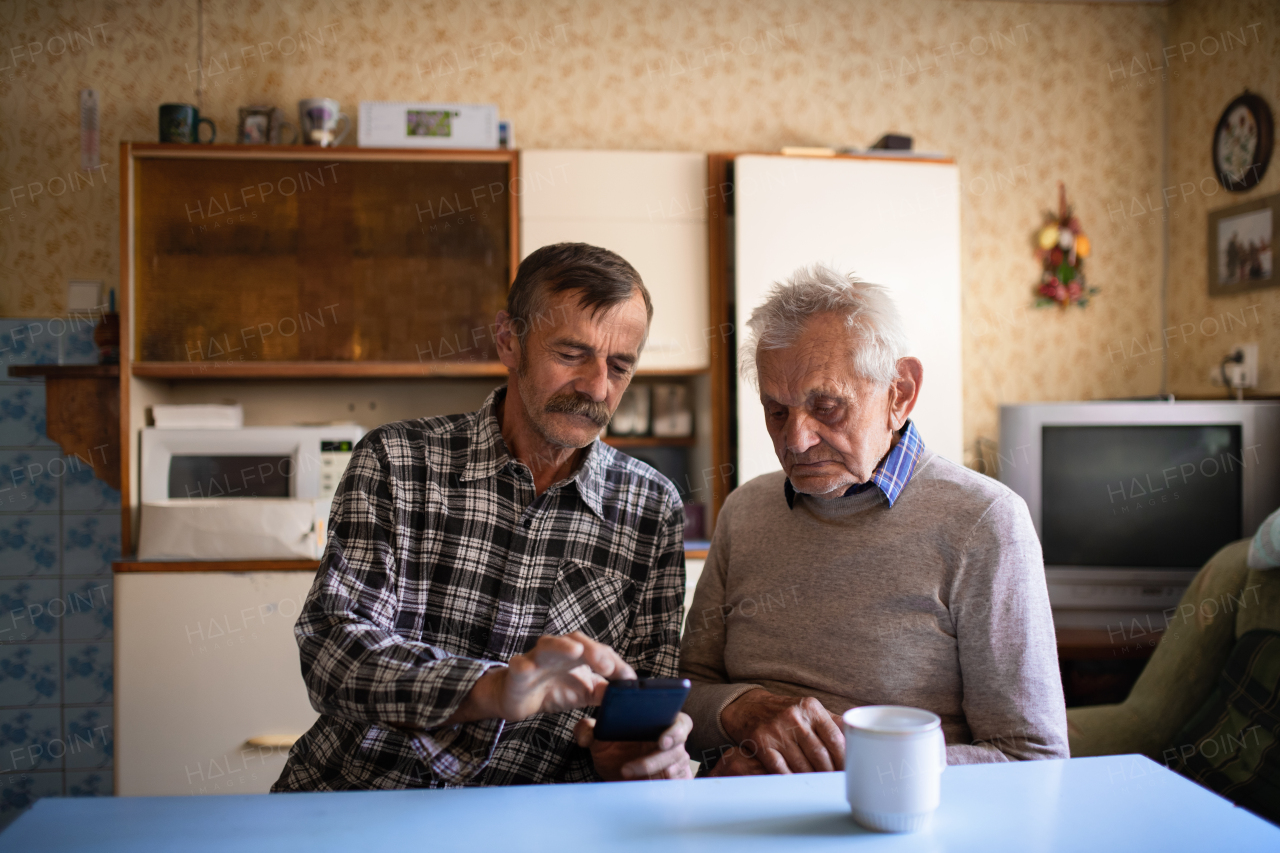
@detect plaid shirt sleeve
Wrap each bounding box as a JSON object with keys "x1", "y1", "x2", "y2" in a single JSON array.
[{"x1": 295, "y1": 434, "x2": 507, "y2": 784}]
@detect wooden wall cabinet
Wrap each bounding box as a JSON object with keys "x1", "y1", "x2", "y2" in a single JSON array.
[
  {"x1": 124, "y1": 144, "x2": 518, "y2": 379},
  {"x1": 118, "y1": 143, "x2": 520, "y2": 553},
  {"x1": 123, "y1": 145, "x2": 514, "y2": 376}
]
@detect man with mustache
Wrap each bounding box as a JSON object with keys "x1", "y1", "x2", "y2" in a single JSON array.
[
  {"x1": 680, "y1": 263, "x2": 1067, "y2": 775},
  {"x1": 275, "y1": 243, "x2": 692, "y2": 791}
]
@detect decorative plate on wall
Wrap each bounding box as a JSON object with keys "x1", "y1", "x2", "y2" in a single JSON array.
[{"x1": 1214, "y1": 91, "x2": 1274, "y2": 192}]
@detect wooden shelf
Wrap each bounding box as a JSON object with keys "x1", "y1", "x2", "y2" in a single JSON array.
[
  {"x1": 127, "y1": 142, "x2": 518, "y2": 163},
  {"x1": 132, "y1": 361, "x2": 509, "y2": 379},
  {"x1": 602, "y1": 435, "x2": 696, "y2": 448},
  {"x1": 8, "y1": 364, "x2": 121, "y2": 491},
  {"x1": 9, "y1": 364, "x2": 120, "y2": 378},
  {"x1": 114, "y1": 559, "x2": 319, "y2": 573}
]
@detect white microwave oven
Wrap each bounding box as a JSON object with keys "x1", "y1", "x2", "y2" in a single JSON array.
[
  {"x1": 137, "y1": 425, "x2": 364, "y2": 560},
  {"x1": 140, "y1": 425, "x2": 364, "y2": 503}
]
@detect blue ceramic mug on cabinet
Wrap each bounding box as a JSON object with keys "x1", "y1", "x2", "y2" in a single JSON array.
[{"x1": 159, "y1": 103, "x2": 216, "y2": 144}]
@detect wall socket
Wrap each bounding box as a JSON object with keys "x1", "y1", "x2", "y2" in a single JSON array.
[
  {"x1": 1209, "y1": 342, "x2": 1259, "y2": 388},
  {"x1": 66, "y1": 279, "x2": 102, "y2": 313}
]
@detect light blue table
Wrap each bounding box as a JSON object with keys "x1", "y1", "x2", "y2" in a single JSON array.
[{"x1": 2, "y1": 755, "x2": 1276, "y2": 851}]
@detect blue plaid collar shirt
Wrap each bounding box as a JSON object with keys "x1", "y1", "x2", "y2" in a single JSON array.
[
  {"x1": 274, "y1": 387, "x2": 686, "y2": 791},
  {"x1": 783, "y1": 420, "x2": 925, "y2": 509}
]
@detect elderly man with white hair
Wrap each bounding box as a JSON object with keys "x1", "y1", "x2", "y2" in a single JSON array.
[{"x1": 680, "y1": 264, "x2": 1068, "y2": 775}]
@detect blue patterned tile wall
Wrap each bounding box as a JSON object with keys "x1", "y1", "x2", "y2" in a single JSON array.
[{"x1": 0, "y1": 317, "x2": 117, "y2": 829}]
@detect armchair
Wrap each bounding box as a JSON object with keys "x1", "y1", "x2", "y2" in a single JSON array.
[{"x1": 1067, "y1": 538, "x2": 1280, "y2": 821}]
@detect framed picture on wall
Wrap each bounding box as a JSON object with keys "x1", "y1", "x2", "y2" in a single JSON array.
[{"x1": 1208, "y1": 192, "x2": 1278, "y2": 296}]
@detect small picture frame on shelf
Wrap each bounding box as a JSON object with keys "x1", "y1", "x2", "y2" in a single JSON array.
[
  {"x1": 1208, "y1": 192, "x2": 1278, "y2": 296},
  {"x1": 651, "y1": 383, "x2": 693, "y2": 437},
  {"x1": 236, "y1": 105, "x2": 299, "y2": 145},
  {"x1": 608, "y1": 384, "x2": 651, "y2": 436}
]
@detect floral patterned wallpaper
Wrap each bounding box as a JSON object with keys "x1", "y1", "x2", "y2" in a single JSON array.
[
  {"x1": 0, "y1": 0, "x2": 1178, "y2": 464},
  {"x1": 1166, "y1": 0, "x2": 1280, "y2": 398}
]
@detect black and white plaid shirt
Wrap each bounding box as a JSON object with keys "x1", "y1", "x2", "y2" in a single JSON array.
[{"x1": 273, "y1": 387, "x2": 685, "y2": 791}]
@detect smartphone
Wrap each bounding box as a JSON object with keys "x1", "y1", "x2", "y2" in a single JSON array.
[{"x1": 592, "y1": 678, "x2": 691, "y2": 742}]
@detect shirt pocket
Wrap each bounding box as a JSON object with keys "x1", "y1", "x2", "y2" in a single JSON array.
[{"x1": 544, "y1": 559, "x2": 636, "y2": 651}]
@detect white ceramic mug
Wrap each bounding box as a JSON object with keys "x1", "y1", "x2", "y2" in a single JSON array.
[
  {"x1": 843, "y1": 705, "x2": 946, "y2": 833},
  {"x1": 298, "y1": 98, "x2": 351, "y2": 147}
]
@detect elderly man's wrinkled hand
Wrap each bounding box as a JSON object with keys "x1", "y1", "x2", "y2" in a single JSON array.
[
  {"x1": 706, "y1": 745, "x2": 768, "y2": 777},
  {"x1": 718, "y1": 689, "x2": 845, "y2": 774}
]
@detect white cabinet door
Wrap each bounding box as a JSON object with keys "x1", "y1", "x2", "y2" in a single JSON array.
[
  {"x1": 520, "y1": 150, "x2": 710, "y2": 371},
  {"x1": 116, "y1": 572, "x2": 318, "y2": 796},
  {"x1": 734, "y1": 155, "x2": 963, "y2": 484}
]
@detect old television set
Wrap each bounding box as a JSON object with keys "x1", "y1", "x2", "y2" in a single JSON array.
[{"x1": 998, "y1": 400, "x2": 1280, "y2": 628}]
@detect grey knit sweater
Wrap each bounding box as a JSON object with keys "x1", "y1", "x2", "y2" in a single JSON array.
[{"x1": 680, "y1": 450, "x2": 1069, "y2": 765}]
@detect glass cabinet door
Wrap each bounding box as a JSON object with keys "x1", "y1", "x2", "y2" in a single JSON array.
[{"x1": 132, "y1": 153, "x2": 514, "y2": 366}]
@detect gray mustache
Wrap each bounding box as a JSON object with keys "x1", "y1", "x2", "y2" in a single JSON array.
[{"x1": 545, "y1": 392, "x2": 611, "y2": 428}]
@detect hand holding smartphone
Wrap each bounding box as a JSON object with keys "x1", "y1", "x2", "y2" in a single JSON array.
[{"x1": 592, "y1": 678, "x2": 692, "y2": 742}]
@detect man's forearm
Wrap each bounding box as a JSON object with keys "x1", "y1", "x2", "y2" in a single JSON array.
[
  {"x1": 442, "y1": 667, "x2": 508, "y2": 726},
  {"x1": 299, "y1": 622, "x2": 506, "y2": 733}
]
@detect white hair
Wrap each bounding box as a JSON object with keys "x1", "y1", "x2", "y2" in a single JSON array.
[{"x1": 740, "y1": 263, "x2": 910, "y2": 388}]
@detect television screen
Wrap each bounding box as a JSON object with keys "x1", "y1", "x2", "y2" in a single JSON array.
[{"x1": 1041, "y1": 425, "x2": 1243, "y2": 568}]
